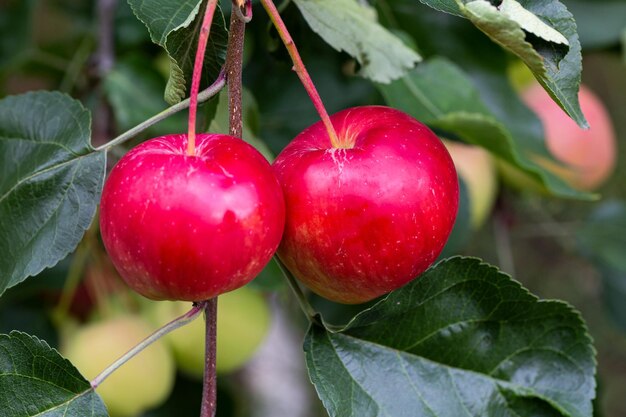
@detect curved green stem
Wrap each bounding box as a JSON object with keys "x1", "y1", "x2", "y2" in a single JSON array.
[
  {"x1": 274, "y1": 256, "x2": 319, "y2": 323},
  {"x1": 90, "y1": 301, "x2": 206, "y2": 389},
  {"x1": 94, "y1": 73, "x2": 226, "y2": 152}
]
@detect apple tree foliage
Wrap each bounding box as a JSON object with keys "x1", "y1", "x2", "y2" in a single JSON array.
[{"x1": 0, "y1": 0, "x2": 609, "y2": 415}]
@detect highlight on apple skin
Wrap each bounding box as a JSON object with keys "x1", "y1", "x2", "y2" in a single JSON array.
[
  {"x1": 273, "y1": 106, "x2": 459, "y2": 304},
  {"x1": 99, "y1": 134, "x2": 285, "y2": 302}
]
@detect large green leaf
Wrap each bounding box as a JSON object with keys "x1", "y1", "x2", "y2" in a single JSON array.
[
  {"x1": 378, "y1": 57, "x2": 590, "y2": 199},
  {"x1": 306, "y1": 257, "x2": 596, "y2": 417},
  {"x1": 292, "y1": 0, "x2": 421, "y2": 83},
  {"x1": 415, "y1": 0, "x2": 586, "y2": 127},
  {"x1": 0, "y1": 91, "x2": 105, "y2": 296},
  {"x1": 577, "y1": 200, "x2": 626, "y2": 332},
  {"x1": 127, "y1": 0, "x2": 227, "y2": 104},
  {"x1": 0, "y1": 331, "x2": 108, "y2": 416}
]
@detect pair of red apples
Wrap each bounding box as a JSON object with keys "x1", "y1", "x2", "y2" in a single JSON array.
[{"x1": 100, "y1": 106, "x2": 459, "y2": 304}]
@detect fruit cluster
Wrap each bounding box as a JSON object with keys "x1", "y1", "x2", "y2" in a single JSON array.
[{"x1": 100, "y1": 106, "x2": 459, "y2": 305}]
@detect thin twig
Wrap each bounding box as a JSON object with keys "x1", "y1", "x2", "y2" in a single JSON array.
[
  {"x1": 274, "y1": 257, "x2": 319, "y2": 323},
  {"x1": 200, "y1": 299, "x2": 218, "y2": 417},
  {"x1": 91, "y1": 302, "x2": 206, "y2": 389},
  {"x1": 94, "y1": 72, "x2": 226, "y2": 152},
  {"x1": 226, "y1": 0, "x2": 248, "y2": 138}
]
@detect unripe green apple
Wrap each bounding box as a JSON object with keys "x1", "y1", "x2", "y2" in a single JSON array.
[
  {"x1": 148, "y1": 287, "x2": 271, "y2": 377},
  {"x1": 442, "y1": 140, "x2": 498, "y2": 229},
  {"x1": 61, "y1": 316, "x2": 175, "y2": 417}
]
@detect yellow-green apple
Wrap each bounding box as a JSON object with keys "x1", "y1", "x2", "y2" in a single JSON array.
[
  {"x1": 61, "y1": 315, "x2": 175, "y2": 417},
  {"x1": 443, "y1": 140, "x2": 498, "y2": 229},
  {"x1": 99, "y1": 134, "x2": 285, "y2": 301},
  {"x1": 147, "y1": 287, "x2": 271, "y2": 376},
  {"x1": 272, "y1": 106, "x2": 459, "y2": 304}
]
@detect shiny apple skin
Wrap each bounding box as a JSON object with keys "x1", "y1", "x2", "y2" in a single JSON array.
[
  {"x1": 273, "y1": 106, "x2": 459, "y2": 304},
  {"x1": 100, "y1": 134, "x2": 285, "y2": 301}
]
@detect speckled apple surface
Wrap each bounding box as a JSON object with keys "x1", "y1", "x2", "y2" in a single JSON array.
[
  {"x1": 273, "y1": 106, "x2": 459, "y2": 304},
  {"x1": 100, "y1": 134, "x2": 285, "y2": 301}
]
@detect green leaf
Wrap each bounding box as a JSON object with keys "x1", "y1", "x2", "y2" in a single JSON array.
[
  {"x1": 577, "y1": 201, "x2": 626, "y2": 332},
  {"x1": 0, "y1": 331, "x2": 108, "y2": 416},
  {"x1": 292, "y1": 0, "x2": 421, "y2": 83},
  {"x1": 416, "y1": 0, "x2": 587, "y2": 127},
  {"x1": 377, "y1": 57, "x2": 591, "y2": 199},
  {"x1": 127, "y1": 0, "x2": 227, "y2": 104},
  {"x1": 0, "y1": 91, "x2": 105, "y2": 296},
  {"x1": 498, "y1": 0, "x2": 568, "y2": 45},
  {"x1": 306, "y1": 257, "x2": 596, "y2": 417}
]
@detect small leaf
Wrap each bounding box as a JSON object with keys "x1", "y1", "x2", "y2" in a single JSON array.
[
  {"x1": 0, "y1": 91, "x2": 106, "y2": 296},
  {"x1": 293, "y1": 0, "x2": 421, "y2": 83},
  {"x1": 416, "y1": 0, "x2": 587, "y2": 127},
  {"x1": 306, "y1": 257, "x2": 596, "y2": 417},
  {"x1": 498, "y1": 0, "x2": 568, "y2": 45},
  {"x1": 377, "y1": 57, "x2": 591, "y2": 199},
  {"x1": 464, "y1": 0, "x2": 586, "y2": 127},
  {"x1": 0, "y1": 331, "x2": 108, "y2": 416},
  {"x1": 127, "y1": 0, "x2": 227, "y2": 104}
]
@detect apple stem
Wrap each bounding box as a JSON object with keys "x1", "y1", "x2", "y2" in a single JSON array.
[
  {"x1": 200, "y1": 298, "x2": 218, "y2": 417},
  {"x1": 95, "y1": 73, "x2": 226, "y2": 152},
  {"x1": 90, "y1": 301, "x2": 207, "y2": 390},
  {"x1": 274, "y1": 257, "x2": 319, "y2": 323},
  {"x1": 259, "y1": 0, "x2": 342, "y2": 148},
  {"x1": 225, "y1": 1, "x2": 249, "y2": 139},
  {"x1": 187, "y1": 0, "x2": 220, "y2": 156}
]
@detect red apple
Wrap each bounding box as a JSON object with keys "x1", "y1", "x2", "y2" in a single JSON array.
[
  {"x1": 521, "y1": 83, "x2": 616, "y2": 191},
  {"x1": 273, "y1": 106, "x2": 459, "y2": 304},
  {"x1": 99, "y1": 134, "x2": 285, "y2": 301}
]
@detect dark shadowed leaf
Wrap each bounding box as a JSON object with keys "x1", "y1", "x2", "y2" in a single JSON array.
[
  {"x1": 292, "y1": 0, "x2": 421, "y2": 83},
  {"x1": 0, "y1": 91, "x2": 105, "y2": 296},
  {"x1": 378, "y1": 57, "x2": 591, "y2": 199},
  {"x1": 577, "y1": 200, "x2": 626, "y2": 332},
  {"x1": 127, "y1": 0, "x2": 227, "y2": 104},
  {"x1": 0, "y1": 331, "x2": 107, "y2": 416},
  {"x1": 305, "y1": 257, "x2": 596, "y2": 417}
]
